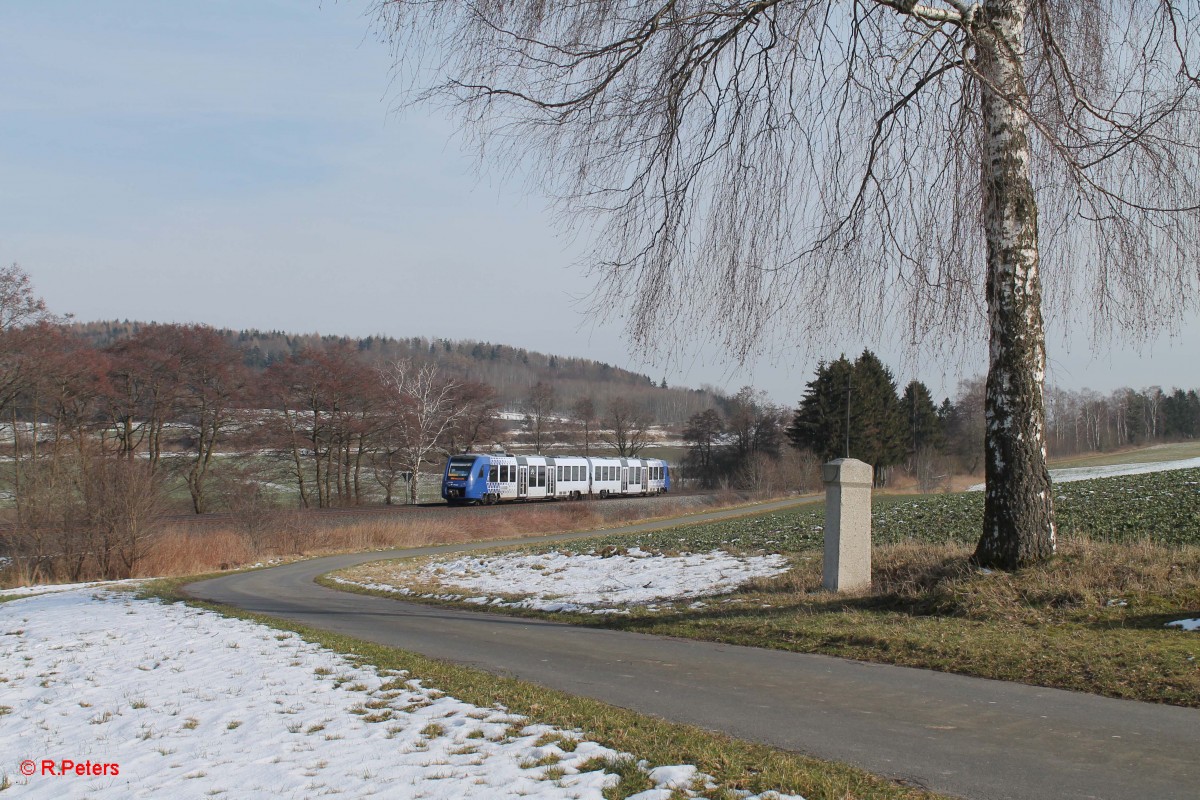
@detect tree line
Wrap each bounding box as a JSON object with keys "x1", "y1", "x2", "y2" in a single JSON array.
[
  {"x1": 72, "y1": 320, "x2": 722, "y2": 426},
  {"x1": 681, "y1": 350, "x2": 1200, "y2": 493}
]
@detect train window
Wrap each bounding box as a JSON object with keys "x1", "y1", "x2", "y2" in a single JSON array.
[
  {"x1": 536, "y1": 466, "x2": 546, "y2": 487},
  {"x1": 489, "y1": 465, "x2": 498, "y2": 482},
  {"x1": 447, "y1": 457, "x2": 474, "y2": 480}
]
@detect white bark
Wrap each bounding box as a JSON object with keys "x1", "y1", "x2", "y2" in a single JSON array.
[
  {"x1": 381, "y1": 360, "x2": 469, "y2": 505},
  {"x1": 974, "y1": 0, "x2": 1056, "y2": 568}
]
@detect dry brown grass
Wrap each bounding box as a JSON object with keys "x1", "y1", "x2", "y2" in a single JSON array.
[
  {"x1": 124, "y1": 495, "x2": 727, "y2": 580},
  {"x1": 571, "y1": 538, "x2": 1200, "y2": 705},
  {"x1": 735, "y1": 538, "x2": 1200, "y2": 623},
  {"x1": 863, "y1": 538, "x2": 1200, "y2": 622}
]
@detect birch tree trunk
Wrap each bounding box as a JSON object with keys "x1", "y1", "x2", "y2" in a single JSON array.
[{"x1": 973, "y1": 0, "x2": 1056, "y2": 569}]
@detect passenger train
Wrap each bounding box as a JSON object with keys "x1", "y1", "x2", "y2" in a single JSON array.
[{"x1": 441, "y1": 453, "x2": 670, "y2": 505}]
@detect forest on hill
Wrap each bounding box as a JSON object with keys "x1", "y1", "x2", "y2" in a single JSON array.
[{"x1": 70, "y1": 320, "x2": 720, "y2": 426}]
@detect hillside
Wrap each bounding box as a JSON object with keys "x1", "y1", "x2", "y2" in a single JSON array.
[{"x1": 69, "y1": 321, "x2": 722, "y2": 425}]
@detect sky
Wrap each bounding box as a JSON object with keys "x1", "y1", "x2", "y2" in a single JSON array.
[{"x1": 2, "y1": 0, "x2": 1197, "y2": 405}]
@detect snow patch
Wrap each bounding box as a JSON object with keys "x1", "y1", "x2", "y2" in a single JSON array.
[
  {"x1": 0, "y1": 588, "x2": 803, "y2": 799},
  {"x1": 966, "y1": 457, "x2": 1200, "y2": 491},
  {"x1": 340, "y1": 549, "x2": 790, "y2": 613},
  {"x1": 1166, "y1": 618, "x2": 1200, "y2": 632},
  {"x1": 0, "y1": 578, "x2": 143, "y2": 598}
]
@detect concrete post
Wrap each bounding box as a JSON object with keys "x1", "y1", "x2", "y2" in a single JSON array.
[{"x1": 822, "y1": 458, "x2": 873, "y2": 593}]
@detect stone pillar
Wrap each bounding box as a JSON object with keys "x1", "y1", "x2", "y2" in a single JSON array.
[{"x1": 822, "y1": 458, "x2": 873, "y2": 593}]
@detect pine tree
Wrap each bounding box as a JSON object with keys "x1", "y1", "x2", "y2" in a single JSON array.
[
  {"x1": 899, "y1": 380, "x2": 944, "y2": 453},
  {"x1": 848, "y1": 351, "x2": 906, "y2": 486},
  {"x1": 787, "y1": 356, "x2": 854, "y2": 462},
  {"x1": 787, "y1": 351, "x2": 906, "y2": 486}
]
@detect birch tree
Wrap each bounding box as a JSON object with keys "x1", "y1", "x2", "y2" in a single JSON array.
[
  {"x1": 372, "y1": 0, "x2": 1200, "y2": 568},
  {"x1": 380, "y1": 359, "x2": 469, "y2": 504}
]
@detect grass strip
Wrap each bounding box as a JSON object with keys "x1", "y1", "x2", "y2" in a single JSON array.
[
  {"x1": 142, "y1": 576, "x2": 947, "y2": 800},
  {"x1": 326, "y1": 468, "x2": 1200, "y2": 707}
]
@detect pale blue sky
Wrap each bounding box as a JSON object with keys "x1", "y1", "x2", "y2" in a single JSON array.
[{"x1": 2, "y1": 1, "x2": 1196, "y2": 404}]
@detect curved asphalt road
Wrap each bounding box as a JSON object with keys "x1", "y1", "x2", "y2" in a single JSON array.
[{"x1": 185, "y1": 498, "x2": 1198, "y2": 800}]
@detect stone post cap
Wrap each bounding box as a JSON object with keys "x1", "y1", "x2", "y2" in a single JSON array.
[{"x1": 822, "y1": 458, "x2": 874, "y2": 486}]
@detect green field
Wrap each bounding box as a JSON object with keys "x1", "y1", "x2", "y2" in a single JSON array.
[{"x1": 333, "y1": 467, "x2": 1200, "y2": 706}]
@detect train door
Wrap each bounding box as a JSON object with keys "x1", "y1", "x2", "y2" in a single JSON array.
[
  {"x1": 518, "y1": 467, "x2": 528, "y2": 498},
  {"x1": 547, "y1": 466, "x2": 556, "y2": 498},
  {"x1": 621, "y1": 467, "x2": 629, "y2": 492}
]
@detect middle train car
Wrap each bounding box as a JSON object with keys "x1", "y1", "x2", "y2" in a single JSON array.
[{"x1": 442, "y1": 453, "x2": 670, "y2": 505}]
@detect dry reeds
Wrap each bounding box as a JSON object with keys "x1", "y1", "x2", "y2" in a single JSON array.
[{"x1": 24, "y1": 494, "x2": 725, "y2": 583}]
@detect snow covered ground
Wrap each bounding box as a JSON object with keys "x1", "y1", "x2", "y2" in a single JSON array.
[
  {"x1": 0, "y1": 579, "x2": 142, "y2": 599},
  {"x1": 0, "y1": 588, "x2": 801, "y2": 799},
  {"x1": 966, "y1": 456, "x2": 1200, "y2": 491},
  {"x1": 334, "y1": 548, "x2": 791, "y2": 614}
]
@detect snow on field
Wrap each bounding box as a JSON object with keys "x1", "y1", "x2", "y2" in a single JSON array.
[
  {"x1": 0, "y1": 588, "x2": 801, "y2": 799},
  {"x1": 336, "y1": 549, "x2": 791, "y2": 614},
  {"x1": 1167, "y1": 618, "x2": 1200, "y2": 631},
  {"x1": 966, "y1": 456, "x2": 1200, "y2": 491},
  {"x1": 0, "y1": 579, "x2": 142, "y2": 599}
]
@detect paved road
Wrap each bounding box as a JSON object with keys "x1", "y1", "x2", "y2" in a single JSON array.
[{"x1": 185, "y1": 498, "x2": 1198, "y2": 800}]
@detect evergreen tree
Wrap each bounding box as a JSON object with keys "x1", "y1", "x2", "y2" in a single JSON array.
[
  {"x1": 1163, "y1": 388, "x2": 1200, "y2": 439},
  {"x1": 899, "y1": 380, "x2": 944, "y2": 453},
  {"x1": 787, "y1": 356, "x2": 855, "y2": 462},
  {"x1": 787, "y1": 351, "x2": 905, "y2": 486},
  {"x1": 848, "y1": 351, "x2": 906, "y2": 485}
]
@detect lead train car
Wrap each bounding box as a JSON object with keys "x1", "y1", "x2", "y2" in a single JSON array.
[{"x1": 441, "y1": 453, "x2": 670, "y2": 505}]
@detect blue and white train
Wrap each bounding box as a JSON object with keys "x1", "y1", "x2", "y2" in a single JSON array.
[{"x1": 441, "y1": 453, "x2": 670, "y2": 505}]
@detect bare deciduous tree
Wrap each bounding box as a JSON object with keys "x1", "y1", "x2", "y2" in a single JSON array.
[
  {"x1": 571, "y1": 396, "x2": 598, "y2": 455},
  {"x1": 445, "y1": 380, "x2": 502, "y2": 453},
  {"x1": 0, "y1": 263, "x2": 56, "y2": 331},
  {"x1": 172, "y1": 326, "x2": 249, "y2": 514},
  {"x1": 372, "y1": 0, "x2": 1200, "y2": 568},
  {"x1": 380, "y1": 359, "x2": 470, "y2": 504},
  {"x1": 603, "y1": 397, "x2": 653, "y2": 456},
  {"x1": 523, "y1": 381, "x2": 557, "y2": 454}
]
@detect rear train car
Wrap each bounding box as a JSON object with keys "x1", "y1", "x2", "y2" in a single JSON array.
[{"x1": 441, "y1": 453, "x2": 670, "y2": 505}]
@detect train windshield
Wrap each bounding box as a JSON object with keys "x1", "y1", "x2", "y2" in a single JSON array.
[{"x1": 446, "y1": 457, "x2": 477, "y2": 481}]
